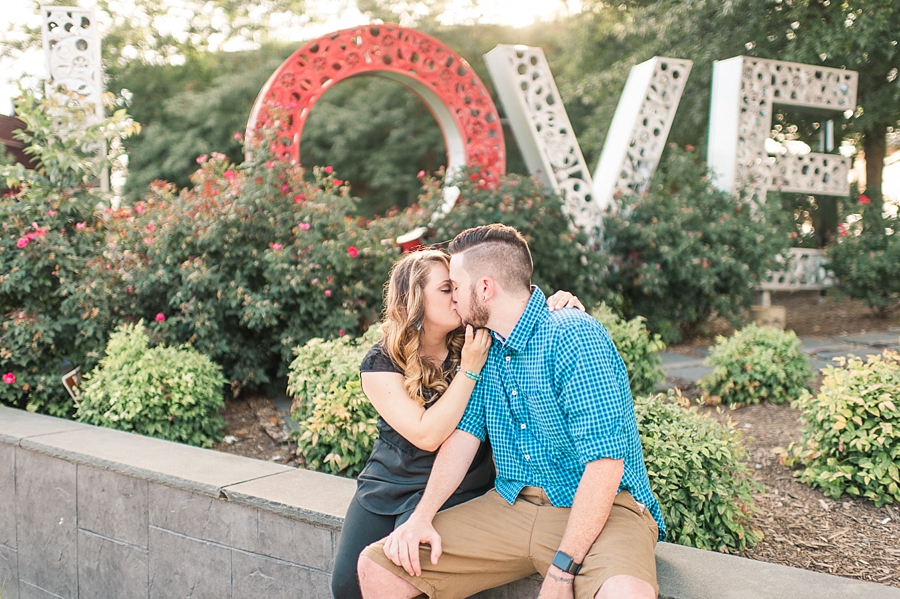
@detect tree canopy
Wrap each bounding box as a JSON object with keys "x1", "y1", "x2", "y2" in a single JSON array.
[{"x1": 3, "y1": 0, "x2": 898, "y2": 219}]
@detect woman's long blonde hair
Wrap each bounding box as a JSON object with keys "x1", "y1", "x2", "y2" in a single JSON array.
[{"x1": 381, "y1": 250, "x2": 464, "y2": 406}]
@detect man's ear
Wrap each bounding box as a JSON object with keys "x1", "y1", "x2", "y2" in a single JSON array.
[{"x1": 480, "y1": 277, "x2": 495, "y2": 302}]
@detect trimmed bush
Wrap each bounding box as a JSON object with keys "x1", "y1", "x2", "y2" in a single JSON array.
[
  {"x1": 286, "y1": 325, "x2": 382, "y2": 476},
  {"x1": 637, "y1": 391, "x2": 762, "y2": 552},
  {"x1": 76, "y1": 321, "x2": 226, "y2": 447},
  {"x1": 590, "y1": 302, "x2": 666, "y2": 395},
  {"x1": 700, "y1": 324, "x2": 812, "y2": 407},
  {"x1": 603, "y1": 146, "x2": 791, "y2": 343},
  {"x1": 787, "y1": 350, "x2": 900, "y2": 507}
]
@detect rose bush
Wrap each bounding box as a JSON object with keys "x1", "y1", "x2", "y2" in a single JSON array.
[
  {"x1": 83, "y1": 143, "x2": 411, "y2": 394},
  {"x1": 0, "y1": 88, "x2": 139, "y2": 416}
]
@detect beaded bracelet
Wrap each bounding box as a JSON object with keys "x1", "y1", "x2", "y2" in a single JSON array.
[{"x1": 464, "y1": 370, "x2": 482, "y2": 382}]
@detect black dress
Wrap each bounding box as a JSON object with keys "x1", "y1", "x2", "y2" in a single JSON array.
[{"x1": 329, "y1": 341, "x2": 495, "y2": 599}]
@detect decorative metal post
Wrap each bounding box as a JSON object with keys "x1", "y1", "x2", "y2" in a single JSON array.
[{"x1": 41, "y1": 5, "x2": 108, "y2": 191}]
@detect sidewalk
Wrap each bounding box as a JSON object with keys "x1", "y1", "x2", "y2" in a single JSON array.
[{"x1": 662, "y1": 328, "x2": 900, "y2": 385}]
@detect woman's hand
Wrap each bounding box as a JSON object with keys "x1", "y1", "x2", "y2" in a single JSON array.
[
  {"x1": 547, "y1": 290, "x2": 585, "y2": 312},
  {"x1": 459, "y1": 325, "x2": 491, "y2": 374}
]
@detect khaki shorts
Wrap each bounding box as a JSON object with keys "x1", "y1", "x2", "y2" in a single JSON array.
[{"x1": 360, "y1": 487, "x2": 659, "y2": 599}]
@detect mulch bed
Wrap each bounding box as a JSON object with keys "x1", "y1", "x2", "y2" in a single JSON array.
[
  {"x1": 673, "y1": 382, "x2": 900, "y2": 587},
  {"x1": 212, "y1": 290, "x2": 900, "y2": 587}
]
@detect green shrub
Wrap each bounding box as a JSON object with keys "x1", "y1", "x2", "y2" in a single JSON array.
[
  {"x1": 590, "y1": 303, "x2": 666, "y2": 395},
  {"x1": 603, "y1": 146, "x2": 791, "y2": 343},
  {"x1": 786, "y1": 350, "x2": 900, "y2": 507},
  {"x1": 636, "y1": 391, "x2": 762, "y2": 553},
  {"x1": 700, "y1": 324, "x2": 812, "y2": 407},
  {"x1": 76, "y1": 321, "x2": 226, "y2": 447},
  {"x1": 826, "y1": 217, "x2": 900, "y2": 317},
  {"x1": 0, "y1": 87, "x2": 139, "y2": 417},
  {"x1": 422, "y1": 169, "x2": 609, "y2": 308},
  {"x1": 286, "y1": 325, "x2": 382, "y2": 476}
]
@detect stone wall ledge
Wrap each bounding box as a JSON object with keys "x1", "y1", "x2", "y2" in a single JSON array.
[{"x1": 1, "y1": 405, "x2": 898, "y2": 599}]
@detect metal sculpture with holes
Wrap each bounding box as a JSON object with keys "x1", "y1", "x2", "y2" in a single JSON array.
[
  {"x1": 41, "y1": 5, "x2": 102, "y2": 109},
  {"x1": 708, "y1": 56, "x2": 858, "y2": 294},
  {"x1": 708, "y1": 56, "x2": 857, "y2": 200},
  {"x1": 484, "y1": 45, "x2": 598, "y2": 231},
  {"x1": 247, "y1": 25, "x2": 505, "y2": 191}
]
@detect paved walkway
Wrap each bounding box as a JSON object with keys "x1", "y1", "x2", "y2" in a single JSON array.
[{"x1": 663, "y1": 328, "x2": 900, "y2": 384}]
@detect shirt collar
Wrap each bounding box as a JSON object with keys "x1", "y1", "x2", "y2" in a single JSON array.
[{"x1": 493, "y1": 286, "x2": 548, "y2": 353}]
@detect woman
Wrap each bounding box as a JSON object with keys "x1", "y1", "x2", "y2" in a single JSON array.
[{"x1": 330, "y1": 249, "x2": 582, "y2": 599}]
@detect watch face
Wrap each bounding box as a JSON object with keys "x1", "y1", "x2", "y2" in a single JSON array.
[{"x1": 552, "y1": 551, "x2": 580, "y2": 574}]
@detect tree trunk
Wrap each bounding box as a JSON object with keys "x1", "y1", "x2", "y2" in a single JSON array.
[{"x1": 861, "y1": 123, "x2": 887, "y2": 232}]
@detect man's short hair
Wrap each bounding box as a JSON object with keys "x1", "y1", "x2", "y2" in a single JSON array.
[{"x1": 448, "y1": 224, "x2": 533, "y2": 294}]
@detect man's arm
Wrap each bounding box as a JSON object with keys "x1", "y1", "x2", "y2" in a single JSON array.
[
  {"x1": 383, "y1": 429, "x2": 482, "y2": 576},
  {"x1": 539, "y1": 458, "x2": 623, "y2": 598}
]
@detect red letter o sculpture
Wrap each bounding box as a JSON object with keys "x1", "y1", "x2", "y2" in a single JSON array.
[{"x1": 247, "y1": 25, "x2": 506, "y2": 187}]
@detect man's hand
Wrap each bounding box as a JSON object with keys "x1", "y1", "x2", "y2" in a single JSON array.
[
  {"x1": 537, "y1": 567, "x2": 576, "y2": 599},
  {"x1": 382, "y1": 515, "x2": 443, "y2": 577}
]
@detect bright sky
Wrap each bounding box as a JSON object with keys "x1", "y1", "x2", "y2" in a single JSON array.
[{"x1": 0, "y1": 0, "x2": 582, "y2": 115}]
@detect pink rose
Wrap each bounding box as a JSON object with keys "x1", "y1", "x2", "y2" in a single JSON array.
[
  {"x1": 333, "y1": 179, "x2": 343, "y2": 186},
  {"x1": 339, "y1": 329, "x2": 345, "y2": 336},
  {"x1": 266, "y1": 161, "x2": 275, "y2": 169},
  {"x1": 2, "y1": 372, "x2": 15, "y2": 384},
  {"x1": 147, "y1": 223, "x2": 156, "y2": 231},
  {"x1": 144, "y1": 237, "x2": 153, "y2": 245},
  {"x1": 224, "y1": 170, "x2": 236, "y2": 180},
  {"x1": 324, "y1": 289, "x2": 332, "y2": 297},
  {"x1": 16, "y1": 237, "x2": 29, "y2": 248},
  {"x1": 135, "y1": 204, "x2": 145, "y2": 214},
  {"x1": 324, "y1": 166, "x2": 333, "y2": 174},
  {"x1": 417, "y1": 170, "x2": 425, "y2": 178},
  {"x1": 47, "y1": 209, "x2": 57, "y2": 216},
  {"x1": 299, "y1": 223, "x2": 311, "y2": 230},
  {"x1": 859, "y1": 195, "x2": 871, "y2": 205},
  {"x1": 196, "y1": 154, "x2": 208, "y2": 164},
  {"x1": 269, "y1": 242, "x2": 283, "y2": 250},
  {"x1": 347, "y1": 246, "x2": 359, "y2": 258},
  {"x1": 76, "y1": 222, "x2": 87, "y2": 230},
  {"x1": 233, "y1": 132, "x2": 243, "y2": 140},
  {"x1": 155, "y1": 313, "x2": 166, "y2": 322},
  {"x1": 293, "y1": 194, "x2": 305, "y2": 204},
  {"x1": 281, "y1": 184, "x2": 290, "y2": 193}
]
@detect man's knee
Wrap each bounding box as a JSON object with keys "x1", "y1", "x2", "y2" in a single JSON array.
[
  {"x1": 357, "y1": 555, "x2": 421, "y2": 599},
  {"x1": 595, "y1": 574, "x2": 657, "y2": 599}
]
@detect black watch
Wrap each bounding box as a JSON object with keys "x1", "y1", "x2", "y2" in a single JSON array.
[{"x1": 551, "y1": 550, "x2": 582, "y2": 575}]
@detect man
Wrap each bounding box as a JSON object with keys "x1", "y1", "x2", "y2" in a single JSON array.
[{"x1": 358, "y1": 223, "x2": 665, "y2": 599}]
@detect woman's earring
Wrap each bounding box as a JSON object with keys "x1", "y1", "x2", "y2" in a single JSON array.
[{"x1": 416, "y1": 322, "x2": 422, "y2": 331}]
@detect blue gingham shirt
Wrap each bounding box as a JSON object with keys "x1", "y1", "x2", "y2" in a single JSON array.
[{"x1": 458, "y1": 287, "x2": 666, "y2": 540}]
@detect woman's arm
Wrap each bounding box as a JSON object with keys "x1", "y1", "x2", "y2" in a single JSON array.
[{"x1": 361, "y1": 326, "x2": 490, "y2": 452}]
